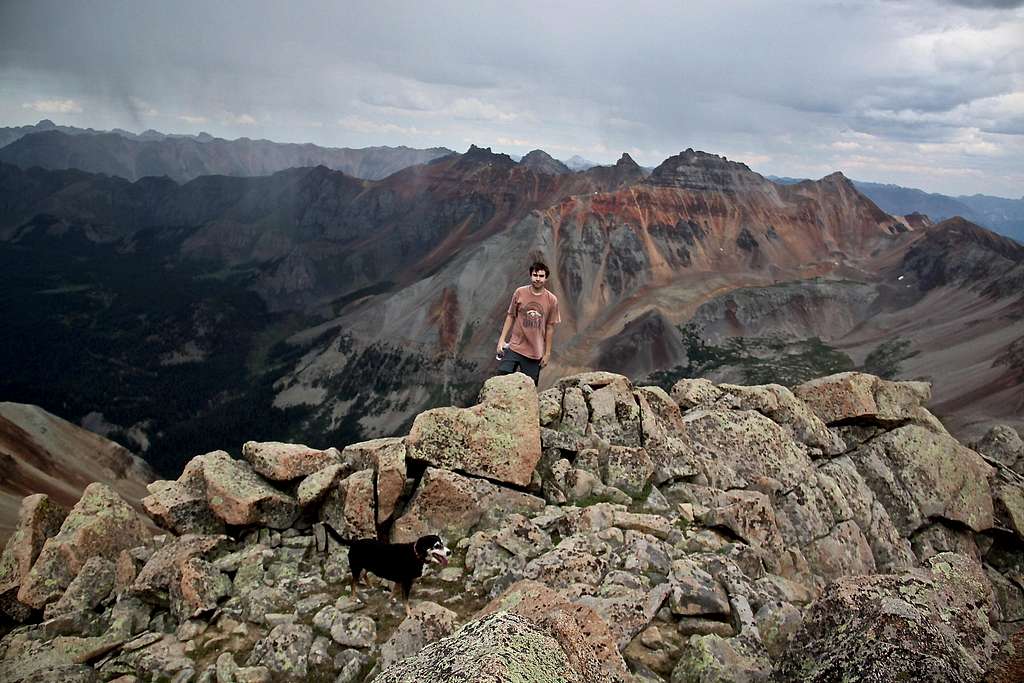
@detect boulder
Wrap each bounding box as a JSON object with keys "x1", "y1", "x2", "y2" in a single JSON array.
[
  {"x1": 171, "y1": 557, "x2": 231, "y2": 619},
  {"x1": 296, "y1": 463, "x2": 345, "y2": 507},
  {"x1": 142, "y1": 478, "x2": 223, "y2": 536},
  {"x1": 851, "y1": 425, "x2": 994, "y2": 535},
  {"x1": 774, "y1": 552, "x2": 999, "y2": 682},
  {"x1": 671, "y1": 633, "x2": 770, "y2": 682},
  {"x1": 199, "y1": 450, "x2": 299, "y2": 528},
  {"x1": 716, "y1": 382, "x2": 844, "y2": 455},
  {"x1": 378, "y1": 601, "x2": 458, "y2": 671},
  {"x1": 341, "y1": 437, "x2": 408, "y2": 524},
  {"x1": 480, "y1": 579, "x2": 631, "y2": 681},
  {"x1": 677, "y1": 409, "x2": 814, "y2": 491},
  {"x1": 538, "y1": 387, "x2": 562, "y2": 427},
  {"x1": 245, "y1": 623, "x2": 315, "y2": 677},
  {"x1": 43, "y1": 556, "x2": 115, "y2": 619},
  {"x1": 604, "y1": 445, "x2": 655, "y2": 497},
  {"x1": 0, "y1": 493, "x2": 67, "y2": 620},
  {"x1": 18, "y1": 484, "x2": 149, "y2": 609},
  {"x1": 406, "y1": 373, "x2": 541, "y2": 486},
  {"x1": 241, "y1": 440, "x2": 341, "y2": 481},
  {"x1": 793, "y1": 371, "x2": 931, "y2": 424},
  {"x1": 670, "y1": 378, "x2": 723, "y2": 410},
  {"x1": 972, "y1": 424, "x2": 1024, "y2": 474},
  {"x1": 560, "y1": 386, "x2": 590, "y2": 436},
  {"x1": 375, "y1": 610, "x2": 623, "y2": 683},
  {"x1": 391, "y1": 467, "x2": 544, "y2": 544},
  {"x1": 131, "y1": 534, "x2": 228, "y2": 604},
  {"x1": 320, "y1": 469, "x2": 376, "y2": 539}
]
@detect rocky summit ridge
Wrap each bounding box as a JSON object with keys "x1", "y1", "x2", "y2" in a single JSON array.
[{"x1": 1, "y1": 370, "x2": 1022, "y2": 682}]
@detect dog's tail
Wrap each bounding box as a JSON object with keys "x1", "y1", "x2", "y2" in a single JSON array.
[{"x1": 313, "y1": 521, "x2": 352, "y2": 552}]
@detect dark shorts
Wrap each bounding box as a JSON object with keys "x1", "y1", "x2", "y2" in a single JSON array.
[{"x1": 496, "y1": 349, "x2": 540, "y2": 385}]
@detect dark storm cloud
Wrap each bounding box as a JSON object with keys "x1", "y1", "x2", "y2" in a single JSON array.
[
  {"x1": 0, "y1": 0, "x2": 1021, "y2": 195},
  {"x1": 937, "y1": 0, "x2": 1024, "y2": 8}
]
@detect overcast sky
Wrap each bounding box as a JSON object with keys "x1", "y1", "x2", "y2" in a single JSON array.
[{"x1": 1, "y1": 0, "x2": 1022, "y2": 196}]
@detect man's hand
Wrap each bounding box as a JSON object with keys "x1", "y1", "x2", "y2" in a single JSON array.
[
  {"x1": 497, "y1": 341, "x2": 505, "y2": 355},
  {"x1": 540, "y1": 354, "x2": 549, "y2": 368}
]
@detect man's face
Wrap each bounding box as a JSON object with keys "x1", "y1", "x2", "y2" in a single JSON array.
[{"x1": 530, "y1": 269, "x2": 548, "y2": 288}]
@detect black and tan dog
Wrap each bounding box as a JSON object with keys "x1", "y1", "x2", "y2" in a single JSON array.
[{"x1": 316, "y1": 523, "x2": 450, "y2": 615}]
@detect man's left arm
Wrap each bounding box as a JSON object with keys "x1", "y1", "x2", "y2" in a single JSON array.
[{"x1": 541, "y1": 323, "x2": 556, "y2": 367}]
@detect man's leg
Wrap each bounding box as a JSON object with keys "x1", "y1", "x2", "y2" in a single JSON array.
[{"x1": 519, "y1": 356, "x2": 540, "y2": 385}]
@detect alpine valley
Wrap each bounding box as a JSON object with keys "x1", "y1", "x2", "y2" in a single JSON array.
[{"x1": 1, "y1": 125, "x2": 1022, "y2": 482}]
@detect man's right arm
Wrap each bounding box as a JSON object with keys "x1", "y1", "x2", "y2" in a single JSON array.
[{"x1": 497, "y1": 314, "x2": 514, "y2": 354}]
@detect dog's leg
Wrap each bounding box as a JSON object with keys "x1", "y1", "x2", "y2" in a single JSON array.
[
  {"x1": 400, "y1": 580, "x2": 413, "y2": 618},
  {"x1": 350, "y1": 568, "x2": 362, "y2": 598}
]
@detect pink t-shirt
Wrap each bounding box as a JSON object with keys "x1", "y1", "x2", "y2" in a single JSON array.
[{"x1": 507, "y1": 286, "x2": 560, "y2": 360}]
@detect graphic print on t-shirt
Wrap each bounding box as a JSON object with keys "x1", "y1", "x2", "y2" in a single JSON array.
[{"x1": 521, "y1": 301, "x2": 545, "y2": 329}]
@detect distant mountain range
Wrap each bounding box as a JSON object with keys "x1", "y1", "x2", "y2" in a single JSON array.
[
  {"x1": 771, "y1": 175, "x2": 1024, "y2": 243},
  {"x1": 0, "y1": 120, "x2": 455, "y2": 182},
  {"x1": 2, "y1": 141, "x2": 1022, "y2": 479}
]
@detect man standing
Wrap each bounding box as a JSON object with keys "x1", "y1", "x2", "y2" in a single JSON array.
[{"x1": 495, "y1": 261, "x2": 560, "y2": 385}]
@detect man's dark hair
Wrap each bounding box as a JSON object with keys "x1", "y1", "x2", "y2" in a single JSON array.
[{"x1": 530, "y1": 261, "x2": 550, "y2": 277}]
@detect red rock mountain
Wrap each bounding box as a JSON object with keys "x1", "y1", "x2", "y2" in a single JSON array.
[{"x1": 0, "y1": 145, "x2": 1020, "y2": 472}]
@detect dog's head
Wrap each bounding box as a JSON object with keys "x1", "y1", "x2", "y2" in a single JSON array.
[{"x1": 415, "y1": 535, "x2": 450, "y2": 567}]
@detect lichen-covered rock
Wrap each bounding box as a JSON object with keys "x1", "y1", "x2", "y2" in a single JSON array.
[
  {"x1": 717, "y1": 382, "x2": 844, "y2": 455},
  {"x1": 372, "y1": 439, "x2": 408, "y2": 524},
  {"x1": 376, "y1": 610, "x2": 622, "y2": 683},
  {"x1": 406, "y1": 373, "x2": 541, "y2": 486},
  {"x1": 575, "y1": 373, "x2": 642, "y2": 447},
  {"x1": 793, "y1": 371, "x2": 931, "y2": 425},
  {"x1": 321, "y1": 469, "x2": 376, "y2": 539},
  {"x1": 524, "y1": 533, "x2": 612, "y2": 589},
  {"x1": 18, "y1": 484, "x2": 149, "y2": 609},
  {"x1": 142, "y1": 478, "x2": 224, "y2": 536},
  {"x1": 43, "y1": 556, "x2": 115, "y2": 619},
  {"x1": 391, "y1": 467, "x2": 544, "y2": 544},
  {"x1": 378, "y1": 601, "x2": 458, "y2": 671},
  {"x1": 773, "y1": 552, "x2": 999, "y2": 682},
  {"x1": 677, "y1": 409, "x2": 814, "y2": 491},
  {"x1": 995, "y1": 483, "x2": 1024, "y2": 540},
  {"x1": 478, "y1": 579, "x2": 630, "y2": 681},
  {"x1": 245, "y1": 623, "x2": 315, "y2": 677},
  {"x1": 538, "y1": 387, "x2": 562, "y2": 427},
  {"x1": 241, "y1": 440, "x2": 340, "y2": 481},
  {"x1": 670, "y1": 378, "x2": 724, "y2": 410},
  {"x1": 672, "y1": 632, "x2": 771, "y2": 682},
  {"x1": 668, "y1": 557, "x2": 731, "y2": 617},
  {"x1": 171, "y1": 556, "x2": 230, "y2": 619},
  {"x1": 0, "y1": 493, "x2": 66, "y2": 620},
  {"x1": 851, "y1": 424, "x2": 994, "y2": 534},
  {"x1": 130, "y1": 534, "x2": 228, "y2": 604},
  {"x1": 296, "y1": 463, "x2": 345, "y2": 508},
  {"x1": 199, "y1": 450, "x2": 299, "y2": 529},
  {"x1": 604, "y1": 445, "x2": 654, "y2": 498},
  {"x1": 972, "y1": 424, "x2": 1023, "y2": 474}
]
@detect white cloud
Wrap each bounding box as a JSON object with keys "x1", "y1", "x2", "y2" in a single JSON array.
[
  {"x1": 177, "y1": 114, "x2": 209, "y2": 124},
  {"x1": 337, "y1": 115, "x2": 441, "y2": 136},
  {"x1": 129, "y1": 97, "x2": 159, "y2": 117},
  {"x1": 223, "y1": 112, "x2": 256, "y2": 125},
  {"x1": 22, "y1": 98, "x2": 82, "y2": 114}
]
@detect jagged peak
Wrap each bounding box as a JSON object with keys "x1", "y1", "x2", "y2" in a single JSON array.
[
  {"x1": 645, "y1": 148, "x2": 765, "y2": 191},
  {"x1": 615, "y1": 152, "x2": 640, "y2": 168},
  {"x1": 519, "y1": 149, "x2": 570, "y2": 174},
  {"x1": 460, "y1": 144, "x2": 516, "y2": 166}
]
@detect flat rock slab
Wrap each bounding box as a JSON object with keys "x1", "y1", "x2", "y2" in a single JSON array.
[
  {"x1": 242, "y1": 440, "x2": 341, "y2": 481},
  {"x1": 406, "y1": 373, "x2": 541, "y2": 487},
  {"x1": 851, "y1": 425, "x2": 994, "y2": 534},
  {"x1": 794, "y1": 371, "x2": 931, "y2": 425},
  {"x1": 199, "y1": 450, "x2": 299, "y2": 529}
]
